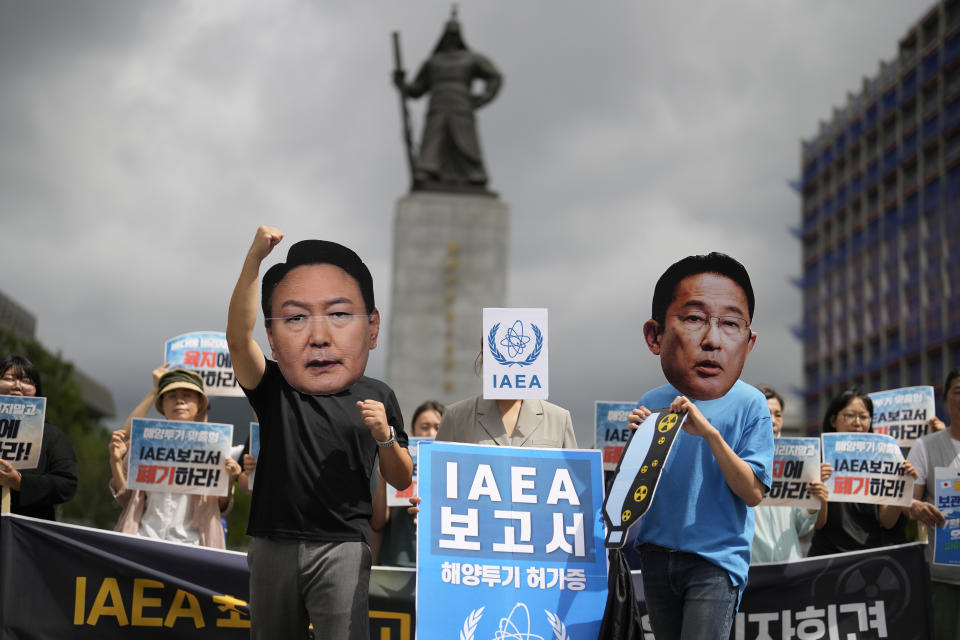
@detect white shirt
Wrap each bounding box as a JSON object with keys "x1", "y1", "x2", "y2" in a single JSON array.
[{"x1": 138, "y1": 491, "x2": 201, "y2": 545}]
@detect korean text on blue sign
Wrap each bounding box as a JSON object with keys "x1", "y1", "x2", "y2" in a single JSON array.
[
  {"x1": 868, "y1": 386, "x2": 936, "y2": 447},
  {"x1": 594, "y1": 401, "x2": 635, "y2": 471},
  {"x1": 934, "y1": 466, "x2": 960, "y2": 566},
  {"x1": 164, "y1": 331, "x2": 242, "y2": 397},
  {"x1": 822, "y1": 433, "x2": 913, "y2": 506},
  {"x1": 0, "y1": 395, "x2": 45, "y2": 470},
  {"x1": 386, "y1": 437, "x2": 431, "y2": 507},
  {"x1": 761, "y1": 437, "x2": 821, "y2": 508},
  {"x1": 127, "y1": 418, "x2": 234, "y2": 497},
  {"x1": 416, "y1": 441, "x2": 607, "y2": 639}
]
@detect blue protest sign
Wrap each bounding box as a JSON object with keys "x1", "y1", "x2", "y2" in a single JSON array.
[
  {"x1": 594, "y1": 401, "x2": 635, "y2": 471},
  {"x1": 934, "y1": 467, "x2": 960, "y2": 566},
  {"x1": 762, "y1": 437, "x2": 821, "y2": 508},
  {"x1": 868, "y1": 386, "x2": 936, "y2": 447},
  {"x1": 128, "y1": 418, "x2": 234, "y2": 496},
  {"x1": 416, "y1": 441, "x2": 606, "y2": 639},
  {"x1": 164, "y1": 331, "x2": 242, "y2": 397},
  {"x1": 0, "y1": 395, "x2": 45, "y2": 470},
  {"x1": 386, "y1": 437, "x2": 430, "y2": 507},
  {"x1": 821, "y1": 433, "x2": 913, "y2": 506}
]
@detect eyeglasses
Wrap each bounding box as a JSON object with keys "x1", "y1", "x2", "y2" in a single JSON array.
[
  {"x1": 266, "y1": 314, "x2": 371, "y2": 332},
  {"x1": 0, "y1": 374, "x2": 36, "y2": 390},
  {"x1": 839, "y1": 412, "x2": 871, "y2": 423},
  {"x1": 672, "y1": 312, "x2": 751, "y2": 339}
]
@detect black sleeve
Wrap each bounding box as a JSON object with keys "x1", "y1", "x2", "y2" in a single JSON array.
[{"x1": 17, "y1": 424, "x2": 78, "y2": 508}]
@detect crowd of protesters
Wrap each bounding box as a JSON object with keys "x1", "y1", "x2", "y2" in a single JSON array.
[{"x1": 1, "y1": 231, "x2": 958, "y2": 639}]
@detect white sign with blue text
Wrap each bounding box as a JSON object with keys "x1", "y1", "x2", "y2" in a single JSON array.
[
  {"x1": 594, "y1": 401, "x2": 636, "y2": 471},
  {"x1": 416, "y1": 441, "x2": 606, "y2": 639},
  {"x1": 127, "y1": 418, "x2": 234, "y2": 497},
  {"x1": 482, "y1": 308, "x2": 548, "y2": 400},
  {"x1": 0, "y1": 395, "x2": 45, "y2": 470},
  {"x1": 868, "y1": 386, "x2": 936, "y2": 447},
  {"x1": 164, "y1": 331, "x2": 243, "y2": 397},
  {"x1": 821, "y1": 433, "x2": 913, "y2": 506},
  {"x1": 761, "y1": 437, "x2": 821, "y2": 508},
  {"x1": 934, "y1": 466, "x2": 960, "y2": 566}
]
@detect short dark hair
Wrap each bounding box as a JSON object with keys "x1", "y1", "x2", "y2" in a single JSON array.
[
  {"x1": 0, "y1": 355, "x2": 42, "y2": 397},
  {"x1": 411, "y1": 400, "x2": 445, "y2": 429},
  {"x1": 651, "y1": 252, "x2": 755, "y2": 326},
  {"x1": 758, "y1": 385, "x2": 784, "y2": 410},
  {"x1": 822, "y1": 388, "x2": 873, "y2": 433},
  {"x1": 262, "y1": 240, "x2": 375, "y2": 325},
  {"x1": 945, "y1": 369, "x2": 960, "y2": 401}
]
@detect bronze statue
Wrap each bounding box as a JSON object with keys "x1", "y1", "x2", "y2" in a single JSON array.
[{"x1": 393, "y1": 11, "x2": 502, "y2": 194}]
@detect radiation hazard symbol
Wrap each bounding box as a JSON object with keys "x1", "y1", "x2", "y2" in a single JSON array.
[
  {"x1": 621, "y1": 509, "x2": 632, "y2": 522},
  {"x1": 633, "y1": 485, "x2": 648, "y2": 502},
  {"x1": 657, "y1": 413, "x2": 679, "y2": 433}
]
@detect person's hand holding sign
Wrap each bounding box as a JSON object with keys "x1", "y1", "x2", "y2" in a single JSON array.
[
  {"x1": 628, "y1": 407, "x2": 652, "y2": 431},
  {"x1": 0, "y1": 461, "x2": 22, "y2": 491}
]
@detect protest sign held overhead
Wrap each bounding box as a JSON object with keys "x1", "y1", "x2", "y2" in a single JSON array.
[
  {"x1": 594, "y1": 401, "x2": 635, "y2": 471},
  {"x1": 0, "y1": 394, "x2": 45, "y2": 470},
  {"x1": 821, "y1": 432, "x2": 913, "y2": 506},
  {"x1": 761, "y1": 437, "x2": 821, "y2": 509},
  {"x1": 165, "y1": 332, "x2": 243, "y2": 397},
  {"x1": 127, "y1": 418, "x2": 234, "y2": 497},
  {"x1": 934, "y1": 466, "x2": 960, "y2": 566},
  {"x1": 416, "y1": 441, "x2": 606, "y2": 639},
  {"x1": 868, "y1": 386, "x2": 936, "y2": 447},
  {"x1": 386, "y1": 437, "x2": 430, "y2": 507},
  {"x1": 482, "y1": 308, "x2": 548, "y2": 400},
  {"x1": 602, "y1": 409, "x2": 686, "y2": 547}
]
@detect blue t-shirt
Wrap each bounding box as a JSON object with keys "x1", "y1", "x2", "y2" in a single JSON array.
[{"x1": 633, "y1": 380, "x2": 774, "y2": 591}]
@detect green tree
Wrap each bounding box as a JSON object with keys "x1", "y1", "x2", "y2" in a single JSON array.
[{"x1": 0, "y1": 327, "x2": 117, "y2": 527}]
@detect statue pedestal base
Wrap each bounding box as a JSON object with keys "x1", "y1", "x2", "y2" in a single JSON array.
[{"x1": 386, "y1": 191, "x2": 509, "y2": 421}]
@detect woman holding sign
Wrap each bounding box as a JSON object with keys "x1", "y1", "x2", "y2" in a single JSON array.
[
  {"x1": 808, "y1": 388, "x2": 915, "y2": 557},
  {"x1": 0, "y1": 355, "x2": 78, "y2": 520},
  {"x1": 107, "y1": 365, "x2": 241, "y2": 549}
]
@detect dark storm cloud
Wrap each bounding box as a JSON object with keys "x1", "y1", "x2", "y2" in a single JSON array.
[{"x1": 0, "y1": 0, "x2": 934, "y2": 443}]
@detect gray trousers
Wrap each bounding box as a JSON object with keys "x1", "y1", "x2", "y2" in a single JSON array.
[{"x1": 247, "y1": 536, "x2": 371, "y2": 640}]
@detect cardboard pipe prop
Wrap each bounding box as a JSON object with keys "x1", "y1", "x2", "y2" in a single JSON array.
[{"x1": 602, "y1": 410, "x2": 686, "y2": 547}]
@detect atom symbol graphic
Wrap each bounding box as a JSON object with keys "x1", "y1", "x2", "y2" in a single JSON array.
[
  {"x1": 492, "y1": 603, "x2": 544, "y2": 640},
  {"x1": 499, "y1": 320, "x2": 532, "y2": 358}
]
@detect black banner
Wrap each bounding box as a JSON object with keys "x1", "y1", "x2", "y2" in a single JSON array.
[
  {"x1": 0, "y1": 515, "x2": 932, "y2": 639},
  {"x1": 0, "y1": 515, "x2": 413, "y2": 639},
  {"x1": 628, "y1": 542, "x2": 932, "y2": 639}
]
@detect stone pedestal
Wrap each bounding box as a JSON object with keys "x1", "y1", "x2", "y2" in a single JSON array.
[{"x1": 386, "y1": 191, "x2": 509, "y2": 423}]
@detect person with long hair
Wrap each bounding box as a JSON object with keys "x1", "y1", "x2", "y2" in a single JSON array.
[
  {"x1": 0, "y1": 355, "x2": 77, "y2": 520},
  {"x1": 808, "y1": 388, "x2": 913, "y2": 556}
]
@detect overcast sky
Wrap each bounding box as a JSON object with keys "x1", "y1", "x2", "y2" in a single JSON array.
[{"x1": 0, "y1": 1, "x2": 934, "y2": 445}]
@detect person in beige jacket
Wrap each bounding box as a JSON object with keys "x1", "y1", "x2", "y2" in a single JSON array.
[{"x1": 436, "y1": 395, "x2": 577, "y2": 449}]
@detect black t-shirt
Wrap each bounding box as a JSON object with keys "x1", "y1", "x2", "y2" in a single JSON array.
[
  {"x1": 808, "y1": 501, "x2": 907, "y2": 556},
  {"x1": 242, "y1": 360, "x2": 407, "y2": 542}
]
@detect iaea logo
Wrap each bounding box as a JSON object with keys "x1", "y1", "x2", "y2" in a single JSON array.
[{"x1": 488, "y1": 320, "x2": 543, "y2": 367}]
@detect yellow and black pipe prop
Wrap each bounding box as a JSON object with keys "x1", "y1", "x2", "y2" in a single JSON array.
[{"x1": 601, "y1": 410, "x2": 686, "y2": 548}]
